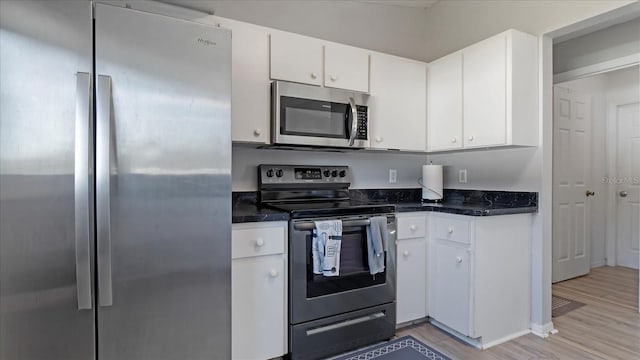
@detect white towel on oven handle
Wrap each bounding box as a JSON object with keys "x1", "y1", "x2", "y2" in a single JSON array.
[
  {"x1": 367, "y1": 216, "x2": 388, "y2": 275},
  {"x1": 312, "y1": 220, "x2": 342, "y2": 276}
]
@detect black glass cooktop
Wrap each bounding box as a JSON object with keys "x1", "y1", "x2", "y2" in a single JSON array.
[{"x1": 265, "y1": 200, "x2": 395, "y2": 219}]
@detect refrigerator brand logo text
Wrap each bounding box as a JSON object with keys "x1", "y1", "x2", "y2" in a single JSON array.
[{"x1": 197, "y1": 38, "x2": 216, "y2": 46}]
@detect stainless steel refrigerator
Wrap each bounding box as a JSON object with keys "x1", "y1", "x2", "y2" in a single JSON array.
[{"x1": 0, "y1": 1, "x2": 231, "y2": 359}]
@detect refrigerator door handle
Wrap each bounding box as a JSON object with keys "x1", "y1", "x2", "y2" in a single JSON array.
[
  {"x1": 75, "y1": 72, "x2": 93, "y2": 310},
  {"x1": 96, "y1": 74, "x2": 113, "y2": 307}
]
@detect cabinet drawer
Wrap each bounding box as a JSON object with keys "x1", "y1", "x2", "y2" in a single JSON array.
[
  {"x1": 433, "y1": 217, "x2": 470, "y2": 244},
  {"x1": 397, "y1": 215, "x2": 426, "y2": 239},
  {"x1": 232, "y1": 225, "x2": 286, "y2": 259}
]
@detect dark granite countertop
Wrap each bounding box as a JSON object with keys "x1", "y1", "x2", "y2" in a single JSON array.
[
  {"x1": 232, "y1": 192, "x2": 289, "y2": 223},
  {"x1": 350, "y1": 189, "x2": 538, "y2": 217},
  {"x1": 232, "y1": 189, "x2": 537, "y2": 223}
]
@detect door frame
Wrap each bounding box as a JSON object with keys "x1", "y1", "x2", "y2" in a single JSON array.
[
  {"x1": 535, "y1": 2, "x2": 640, "y2": 336},
  {"x1": 606, "y1": 92, "x2": 640, "y2": 267}
]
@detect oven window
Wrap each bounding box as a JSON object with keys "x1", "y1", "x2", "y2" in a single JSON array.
[
  {"x1": 280, "y1": 96, "x2": 349, "y2": 139},
  {"x1": 306, "y1": 225, "x2": 386, "y2": 298}
]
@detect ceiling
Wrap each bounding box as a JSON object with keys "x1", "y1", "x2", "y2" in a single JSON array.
[{"x1": 357, "y1": 0, "x2": 440, "y2": 10}]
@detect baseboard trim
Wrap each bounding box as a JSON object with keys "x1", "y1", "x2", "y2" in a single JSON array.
[
  {"x1": 530, "y1": 321, "x2": 555, "y2": 338},
  {"x1": 429, "y1": 319, "x2": 481, "y2": 349},
  {"x1": 480, "y1": 329, "x2": 531, "y2": 349},
  {"x1": 591, "y1": 260, "x2": 606, "y2": 268}
]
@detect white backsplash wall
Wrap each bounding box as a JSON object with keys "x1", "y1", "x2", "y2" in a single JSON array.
[
  {"x1": 232, "y1": 145, "x2": 428, "y2": 191},
  {"x1": 427, "y1": 147, "x2": 542, "y2": 192}
]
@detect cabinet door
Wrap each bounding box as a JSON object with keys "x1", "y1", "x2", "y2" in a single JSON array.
[
  {"x1": 369, "y1": 53, "x2": 427, "y2": 151},
  {"x1": 427, "y1": 52, "x2": 463, "y2": 151},
  {"x1": 232, "y1": 254, "x2": 286, "y2": 360},
  {"x1": 431, "y1": 241, "x2": 471, "y2": 336},
  {"x1": 463, "y1": 33, "x2": 507, "y2": 148},
  {"x1": 324, "y1": 43, "x2": 369, "y2": 92},
  {"x1": 270, "y1": 31, "x2": 323, "y2": 86},
  {"x1": 216, "y1": 18, "x2": 271, "y2": 143},
  {"x1": 396, "y1": 238, "x2": 427, "y2": 324}
]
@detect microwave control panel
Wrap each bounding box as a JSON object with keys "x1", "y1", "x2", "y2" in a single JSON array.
[{"x1": 356, "y1": 105, "x2": 368, "y2": 140}]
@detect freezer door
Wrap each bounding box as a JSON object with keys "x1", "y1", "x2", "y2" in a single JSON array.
[
  {"x1": 94, "y1": 3, "x2": 231, "y2": 359},
  {"x1": 0, "y1": 1, "x2": 95, "y2": 360}
]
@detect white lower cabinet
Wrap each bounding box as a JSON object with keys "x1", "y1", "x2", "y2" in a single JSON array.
[
  {"x1": 232, "y1": 222, "x2": 287, "y2": 360},
  {"x1": 428, "y1": 213, "x2": 532, "y2": 348},
  {"x1": 395, "y1": 213, "x2": 427, "y2": 325}
]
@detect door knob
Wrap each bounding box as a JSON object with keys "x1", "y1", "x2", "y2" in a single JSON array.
[
  {"x1": 619, "y1": 191, "x2": 628, "y2": 198},
  {"x1": 585, "y1": 190, "x2": 595, "y2": 197}
]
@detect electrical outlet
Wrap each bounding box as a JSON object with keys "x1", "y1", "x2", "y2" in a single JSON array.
[
  {"x1": 459, "y1": 169, "x2": 467, "y2": 183},
  {"x1": 389, "y1": 169, "x2": 397, "y2": 183}
]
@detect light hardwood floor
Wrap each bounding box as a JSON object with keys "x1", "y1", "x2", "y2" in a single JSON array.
[{"x1": 398, "y1": 266, "x2": 639, "y2": 359}]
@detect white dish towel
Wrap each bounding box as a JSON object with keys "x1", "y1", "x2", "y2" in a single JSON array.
[{"x1": 312, "y1": 220, "x2": 343, "y2": 277}]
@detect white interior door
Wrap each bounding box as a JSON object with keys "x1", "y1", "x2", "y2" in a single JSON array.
[
  {"x1": 553, "y1": 87, "x2": 593, "y2": 283},
  {"x1": 615, "y1": 101, "x2": 640, "y2": 269}
]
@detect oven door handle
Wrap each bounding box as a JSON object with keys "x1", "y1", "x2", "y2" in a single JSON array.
[{"x1": 294, "y1": 219, "x2": 370, "y2": 231}]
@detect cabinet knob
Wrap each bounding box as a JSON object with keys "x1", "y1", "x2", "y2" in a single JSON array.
[
  {"x1": 409, "y1": 224, "x2": 417, "y2": 231},
  {"x1": 255, "y1": 238, "x2": 264, "y2": 247},
  {"x1": 330, "y1": 75, "x2": 337, "y2": 82},
  {"x1": 253, "y1": 128, "x2": 262, "y2": 136},
  {"x1": 456, "y1": 256, "x2": 463, "y2": 263},
  {"x1": 451, "y1": 137, "x2": 457, "y2": 143},
  {"x1": 448, "y1": 227, "x2": 454, "y2": 234},
  {"x1": 375, "y1": 137, "x2": 383, "y2": 143},
  {"x1": 269, "y1": 269, "x2": 279, "y2": 278},
  {"x1": 468, "y1": 135, "x2": 474, "y2": 141},
  {"x1": 310, "y1": 72, "x2": 318, "y2": 79},
  {"x1": 403, "y1": 250, "x2": 410, "y2": 257}
]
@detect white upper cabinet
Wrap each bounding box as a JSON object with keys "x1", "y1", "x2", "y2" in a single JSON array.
[
  {"x1": 324, "y1": 43, "x2": 370, "y2": 92},
  {"x1": 427, "y1": 29, "x2": 538, "y2": 152},
  {"x1": 214, "y1": 17, "x2": 271, "y2": 144},
  {"x1": 270, "y1": 31, "x2": 323, "y2": 86},
  {"x1": 369, "y1": 53, "x2": 427, "y2": 151},
  {"x1": 427, "y1": 52, "x2": 463, "y2": 151},
  {"x1": 270, "y1": 31, "x2": 370, "y2": 92},
  {"x1": 463, "y1": 33, "x2": 507, "y2": 148}
]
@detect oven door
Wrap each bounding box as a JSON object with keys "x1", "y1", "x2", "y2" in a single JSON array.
[
  {"x1": 272, "y1": 81, "x2": 369, "y2": 148},
  {"x1": 289, "y1": 214, "x2": 396, "y2": 324}
]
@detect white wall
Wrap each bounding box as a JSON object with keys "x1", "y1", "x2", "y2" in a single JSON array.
[
  {"x1": 554, "y1": 18, "x2": 640, "y2": 74},
  {"x1": 422, "y1": 0, "x2": 635, "y2": 61},
  {"x1": 162, "y1": 0, "x2": 430, "y2": 61},
  {"x1": 232, "y1": 146, "x2": 428, "y2": 191},
  {"x1": 557, "y1": 66, "x2": 639, "y2": 268}
]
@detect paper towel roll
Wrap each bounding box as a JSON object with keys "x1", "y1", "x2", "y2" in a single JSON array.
[{"x1": 422, "y1": 165, "x2": 443, "y2": 201}]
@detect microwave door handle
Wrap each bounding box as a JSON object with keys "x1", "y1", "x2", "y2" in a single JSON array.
[{"x1": 348, "y1": 97, "x2": 358, "y2": 146}]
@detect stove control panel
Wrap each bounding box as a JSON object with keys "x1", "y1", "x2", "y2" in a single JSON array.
[{"x1": 259, "y1": 164, "x2": 351, "y2": 187}]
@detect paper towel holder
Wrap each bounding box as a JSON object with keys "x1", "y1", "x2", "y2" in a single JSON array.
[{"x1": 419, "y1": 162, "x2": 443, "y2": 203}]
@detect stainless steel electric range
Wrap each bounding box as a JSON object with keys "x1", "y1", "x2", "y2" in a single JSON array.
[{"x1": 258, "y1": 165, "x2": 397, "y2": 360}]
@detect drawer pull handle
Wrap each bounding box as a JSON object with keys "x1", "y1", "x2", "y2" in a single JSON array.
[
  {"x1": 403, "y1": 250, "x2": 410, "y2": 257},
  {"x1": 451, "y1": 137, "x2": 457, "y2": 143},
  {"x1": 269, "y1": 269, "x2": 279, "y2": 278},
  {"x1": 456, "y1": 256, "x2": 463, "y2": 264},
  {"x1": 409, "y1": 224, "x2": 417, "y2": 231},
  {"x1": 330, "y1": 75, "x2": 337, "y2": 82},
  {"x1": 255, "y1": 238, "x2": 264, "y2": 247},
  {"x1": 375, "y1": 137, "x2": 383, "y2": 143},
  {"x1": 448, "y1": 227, "x2": 454, "y2": 234},
  {"x1": 253, "y1": 128, "x2": 262, "y2": 136},
  {"x1": 468, "y1": 135, "x2": 474, "y2": 141},
  {"x1": 310, "y1": 72, "x2": 318, "y2": 79}
]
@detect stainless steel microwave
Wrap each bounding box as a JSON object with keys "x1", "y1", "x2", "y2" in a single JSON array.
[{"x1": 271, "y1": 81, "x2": 369, "y2": 148}]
